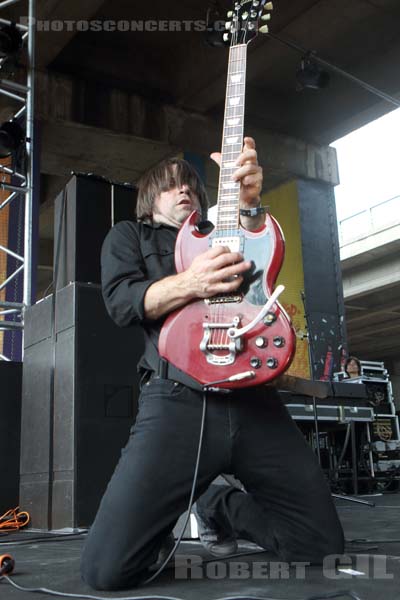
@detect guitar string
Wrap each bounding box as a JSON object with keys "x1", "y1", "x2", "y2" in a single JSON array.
[
  {"x1": 218, "y1": 43, "x2": 246, "y2": 352},
  {"x1": 217, "y1": 43, "x2": 236, "y2": 351},
  {"x1": 214, "y1": 42, "x2": 232, "y2": 351},
  {"x1": 210, "y1": 17, "x2": 282, "y2": 371}
]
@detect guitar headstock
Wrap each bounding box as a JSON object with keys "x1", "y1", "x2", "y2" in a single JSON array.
[{"x1": 223, "y1": 0, "x2": 273, "y2": 46}]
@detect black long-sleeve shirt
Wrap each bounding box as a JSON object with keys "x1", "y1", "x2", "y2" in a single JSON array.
[{"x1": 101, "y1": 220, "x2": 179, "y2": 372}]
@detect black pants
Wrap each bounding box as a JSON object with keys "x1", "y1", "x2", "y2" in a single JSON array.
[{"x1": 81, "y1": 378, "x2": 344, "y2": 590}]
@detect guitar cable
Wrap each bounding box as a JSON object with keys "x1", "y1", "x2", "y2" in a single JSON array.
[
  {"x1": 0, "y1": 395, "x2": 367, "y2": 600},
  {"x1": 144, "y1": 372, "x2": 259, "y2": 582},
  {"x1": 1, "y1": 304, "x2": 366, "y2": 599},
  {"x1": 0, "y1": 563, "x2": 365, "y2": 600},
  {"x1": 0, "y1": 390, "x2": 368, "y2": 600},
  {"x1": 0, "y1": 392, "x2": 209, "y2": 596},
  {"x1": 142, "y1": 391, "x2": 208, "y2": 584}
]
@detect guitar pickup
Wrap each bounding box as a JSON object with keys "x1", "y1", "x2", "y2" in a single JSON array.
[
  {"x1": 205, "y1": 293, "x2": 243, "y2": 305},
  {"x1": 210, "y1": 232, "x2": 244, "y2": 253}
]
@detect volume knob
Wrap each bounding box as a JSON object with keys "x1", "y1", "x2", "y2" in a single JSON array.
[
  {"x1": 263, "y1": 312, "x2": 277, "y2": 326},
  {"x1": 250, "y1": 357, "x2": 262, "y2": 369},
  {"x1": 273, "y1": 336, "x2": 285, "y2": 348},
  {"x1": 255, "y1": 336, "x2": 267, "y2": 348},
  {"x1": 266, "y1": 357, "x2": 278, "y2": 369}
]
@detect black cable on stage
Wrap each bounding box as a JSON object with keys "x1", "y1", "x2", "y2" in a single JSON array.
[
  {"x1": 348, "y1": 538, "x2": 400, "y2": 544},
  {"x1": 305, "y1": 593, "x2": 363, "y2": 600},
  {"x1": 0, "y1": 574, "x2": 365, "y2": 600},
  {"x1": 0, "y1": 531, "x2": 88, "y2": 546},
  {"x1": 142, "y1": 391, "x2": 207, "y2": 584}
]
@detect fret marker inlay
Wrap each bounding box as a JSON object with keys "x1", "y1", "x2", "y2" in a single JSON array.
[{"x1": 215, "y1": 45, "x2": 247, "y2": 230}]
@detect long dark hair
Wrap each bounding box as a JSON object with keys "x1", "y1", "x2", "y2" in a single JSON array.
[
  {"x1": 136, "y1": 158, "x2": 208, "y2": 222},
  {"x1": 344, "y1": 356, "x2": 361, "y2": 376}
]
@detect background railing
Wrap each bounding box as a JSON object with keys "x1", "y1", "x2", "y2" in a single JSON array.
[{"x1": 339, "y1": 194, "x2": 400, "y2": 246}]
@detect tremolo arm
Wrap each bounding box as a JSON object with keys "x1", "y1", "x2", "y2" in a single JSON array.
[{"x1": 227, "y1": 285, "x2": 285, "y2": 339}]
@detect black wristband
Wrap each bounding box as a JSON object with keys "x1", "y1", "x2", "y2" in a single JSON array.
[{"x1": 239, "y1": 206, "x2": 267, "y2": 217}]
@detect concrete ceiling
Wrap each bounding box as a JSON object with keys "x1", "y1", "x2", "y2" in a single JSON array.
[
  {"x1": 44, "y1": 0, "x2": 400, "y2": 145},
  {"x1": 341, "y1": 228, "x2": 400, "y2": 365},
  {"x1": 345, "y1": 283, "x2": 400, "y2": 362}
]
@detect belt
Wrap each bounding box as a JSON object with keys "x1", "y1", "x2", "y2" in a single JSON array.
[
  {"x1": 156, "y1": 358, "x2": 232, "y2": 394},
  {"x1": 145, "y1": 343, "x2": 232, "y2": 393}
]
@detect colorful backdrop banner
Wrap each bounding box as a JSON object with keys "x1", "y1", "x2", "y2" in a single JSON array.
[{"x1": 263, "y1": 181, "x2": 311, "y2": 379}]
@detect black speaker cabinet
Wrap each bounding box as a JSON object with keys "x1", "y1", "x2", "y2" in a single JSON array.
[
  {"x1": 0, "y1": 361, "x2": 22, "y2": 513},
  {"x1": 54, "y1": 174, "x2": 137, "y2": 290},
  {"x1": 20, "y1": 282, "x2": 144, "y2": 529}
]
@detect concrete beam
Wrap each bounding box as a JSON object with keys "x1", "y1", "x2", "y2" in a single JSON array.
[
  {"x1": 34, "y1": 69, "x2": 339, "y2": 188},
  {"x1": 40, "y1": 119, "x2": 179, "y2": 182},
  {"x1": 251, "y1": 128, "x2": 339, "y2": 189},
  {"x1": 345, "y1": 300, "x2": 400, "y2": 325},
  {"x1": 341, "y1": 224, "x2": 400, "y2": 266},
  {"x1": 39, "y1": 116, "x2": 339, "y2": 197},
  {"x1": 342, "y1": 253, "x2": 400, "y2": 299}
]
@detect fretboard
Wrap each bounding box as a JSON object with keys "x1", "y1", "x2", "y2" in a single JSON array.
[{"x1": 215, "y1": 43, "x2": 247, "y2": 232}]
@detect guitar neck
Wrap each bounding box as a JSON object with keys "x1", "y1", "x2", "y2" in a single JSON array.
[{"x1": 215, "y1": 43, "x2": 247, "y2": 232}]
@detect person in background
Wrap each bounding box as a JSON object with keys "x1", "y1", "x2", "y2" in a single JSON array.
[{"x1": 344, "y1": 356, "x2": 362, "y2": 379}]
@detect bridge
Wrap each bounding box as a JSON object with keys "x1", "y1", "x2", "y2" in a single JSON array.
[{"x1": 340, "y1": 195, "x2": 400, "y2": 364}]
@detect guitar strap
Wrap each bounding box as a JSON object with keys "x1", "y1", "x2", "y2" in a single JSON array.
[{"x1": 146, "y1": 341, "x2": 206, "y2": 393}]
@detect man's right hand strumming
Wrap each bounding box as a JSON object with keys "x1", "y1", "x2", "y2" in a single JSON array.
[{"x1": 143, "y1": 246, "x2": 251, "y2": 321}]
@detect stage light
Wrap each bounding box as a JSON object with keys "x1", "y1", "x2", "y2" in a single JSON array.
[
  {"x1": 0, "y1": 23, "x2": 23, "y2": 60},
  {"x1": 0, "y1": 120, "x2": 25, "y2": 158},
  {"x1": 296, "y1": 57, "x2": 330, "y2": 91}
]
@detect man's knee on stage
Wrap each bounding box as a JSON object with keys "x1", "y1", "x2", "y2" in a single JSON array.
[{"x1": 80, "y1": 540, "x2": 144, "y2": 591}]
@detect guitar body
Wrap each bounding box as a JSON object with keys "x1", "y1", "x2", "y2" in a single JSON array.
[
  {"x1": 159, "y1": 2, "x2": 294, "y2": 389},
  {"x1": 159, "y1": 211, "x2": 296, "y2": 389}
]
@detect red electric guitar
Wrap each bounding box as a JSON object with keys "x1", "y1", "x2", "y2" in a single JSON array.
[{"x1": 159, "y1": 0, "x2": 295, "y2": 389}]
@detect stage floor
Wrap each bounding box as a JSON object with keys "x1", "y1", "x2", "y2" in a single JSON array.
[{"x1": 1, "y1": 493, "x2": 400, "y2": 600}]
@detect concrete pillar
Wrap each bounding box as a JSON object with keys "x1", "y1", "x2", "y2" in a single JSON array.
[{"x1": 265, "y1": 179, "x2": 346, "y2": 380}]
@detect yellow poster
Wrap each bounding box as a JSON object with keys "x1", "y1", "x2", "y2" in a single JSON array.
[{"x1": 263, "y1": 181, "x2": 310, "y2": 379}]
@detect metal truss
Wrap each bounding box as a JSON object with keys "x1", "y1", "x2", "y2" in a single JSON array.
[{"x1": 0, "y1": 0, "x2": 35, "y2": 360}]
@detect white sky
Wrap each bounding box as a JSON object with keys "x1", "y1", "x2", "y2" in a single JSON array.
[{"x1": 331, "y1": 107, "x2": 400, "y2": 222}]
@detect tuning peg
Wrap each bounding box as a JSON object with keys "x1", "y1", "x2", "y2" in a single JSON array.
[
  {"x1": 223, "y1": 32, "x2": 230, "y2": 42},
  {"x1": 227, "y1": 11, "x2": 233, "y2": 17},
  {"x1": 242, "y1": 11, "x2": 249, "y2": 19},
  {"x1": 261, "y1": 13, "x2": 271, "y2": 21},
  {"x1": 264, "y1": 1, "x2": 273, "y2": 10},
  {"x1": 225, "y1": 21, "x2": 232, "y2": 29},
  {"x1": 252, "y1": 0, "x2": 260, "y2": 6},
  {"x1": 259, "y1": 24, "x2": 269, "y2": 33}
]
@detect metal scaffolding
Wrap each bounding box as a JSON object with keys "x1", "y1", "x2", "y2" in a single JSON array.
[{"x1": 0, "y1": 0, "x2": 35, "y2": 361}]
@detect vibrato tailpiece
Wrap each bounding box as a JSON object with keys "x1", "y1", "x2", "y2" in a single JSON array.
[{"x1": 199, "y1": 285, "x2": 285, "y2": 366}]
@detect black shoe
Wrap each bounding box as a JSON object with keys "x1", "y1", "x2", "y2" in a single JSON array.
[
  {"x1": 149, "y1": 533, "x2": 176, "y2": 572},
  {"x1": 193, "y1": 503, "x2": 238, "y2": 557}
]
